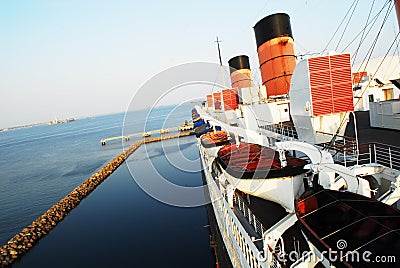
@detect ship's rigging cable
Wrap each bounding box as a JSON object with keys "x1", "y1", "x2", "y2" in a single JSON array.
[
  {"x1": 209, "y1": 65, "x2": 223, "y2": 95},
  {"x1": 342, "y1": 0, "x2": 392, "y2": 57},
  {"x1": 354, "y1": 1, "x2": 394, "y2": 76},
  {"x1": 252, "y1": 67, "x2": 262, "y2": 87},
  {"x1": 321, "y1": 0, "x2": 359, "y2": 54},
  {"x1": 354, "y1": 16, "x2": 397, "y2": 109},
  {"x1": 326, "y1": 2, "x2": 397, "y2": 151},
  {"x1": 334, "y1": 0, "x2": 360, "y2": 51},
  {"x1": 210, "y1": 37, "x2": 227, "y2": 95},
  {"x1": 382, "y1": 28, "x2": 400, "y2": 79},
  {"x1": 249, "y1": 51, "x2": 262, "y2": 87},
  {"x1": 396, "y1": 28, "x2": 400, "y2": 58},
  {"x1": 327, "y1": 31, "x2": 399, "y2": 153},
  {"x1": 351, "y1": 0, "x2": 376, "y2": 66}
]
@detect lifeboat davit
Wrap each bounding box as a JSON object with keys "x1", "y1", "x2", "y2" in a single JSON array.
[{"x1": 216, "y1": 143, "x2": 308, "y2": 212}]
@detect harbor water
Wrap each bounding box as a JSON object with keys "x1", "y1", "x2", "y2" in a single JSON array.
[{"x1": 0, "y1": 104, "x2": 214, "y2": 267}]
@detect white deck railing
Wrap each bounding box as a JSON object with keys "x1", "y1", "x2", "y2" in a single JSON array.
[
  {"x1": 257, "y1": 120, "x2": 298, "y2": 141},
  {"x1": 233, "y1": 193, "x2": 267, "y2": 238},
  {"x1": 255, "y1": 120, "x2": 400, "y2": 170},
  {"x1": 370, "y1": 143, "x2": 400, "y2": 169},
  {"x1": 332, "y1": 142, "x2": 400, "y2": 170}
]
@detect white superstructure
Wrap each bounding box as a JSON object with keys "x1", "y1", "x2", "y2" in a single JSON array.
[{"x1": 195, "y1": 6, "x2": 400, "y2": 267}]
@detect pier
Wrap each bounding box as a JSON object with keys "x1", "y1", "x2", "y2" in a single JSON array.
[
  {"x1": 100, "y1": 124, "x2": 193, "y2": 145},
  {"x1": 0, "y1": 132, "x2": 192, "y2": 267}
]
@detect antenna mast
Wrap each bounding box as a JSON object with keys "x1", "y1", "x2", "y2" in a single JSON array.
[
  {"x1": 214, "y1": 36, "x2": 227, "y2": 87},
  {"x1": 215, "y1": 36, "x2": 223, "y2": 66}
]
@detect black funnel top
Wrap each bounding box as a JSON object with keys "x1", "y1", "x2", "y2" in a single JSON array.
[
  {"x1": 254, "y1": 13, "x2": 293, "y2": 48},
  {"x1": 228, "y1": 55, "x2": 250, "y2": 74}
]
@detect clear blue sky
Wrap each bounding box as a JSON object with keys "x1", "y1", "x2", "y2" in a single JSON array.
[{"x1": 0, "y1": 0, "x2": 398, "y2": 128}]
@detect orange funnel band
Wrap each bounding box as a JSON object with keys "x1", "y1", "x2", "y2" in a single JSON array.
[
  {"x1": 257, "y1": 36, "x2": 296, "y2": 97},
  {"x1": 228, "y1": 55, "x2": 252, "y2": 89},
  {"x1": 254, "y1": 13, "x2": 295, "y2": 98},
  {"x1": 230, "y1": 69, "x2": 252, "y2": 89}
]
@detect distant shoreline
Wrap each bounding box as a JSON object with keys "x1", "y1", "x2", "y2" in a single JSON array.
[
  {"x1": 0, "y1": 103, "x2": 189, "y2": 132},
  {"x1": 0, "y1": 118, "x2": 76, "y2": 133}
]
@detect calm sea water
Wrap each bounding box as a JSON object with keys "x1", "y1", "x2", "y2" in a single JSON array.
[{"x1": 0, "y1": 104, "x2": 214, "y2": 267}]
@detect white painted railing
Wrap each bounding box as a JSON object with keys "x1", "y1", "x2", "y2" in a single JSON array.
[
  {"x1": 257, "y1": 120, "x2": 298, "y2": 141},
  {"x1": 372, "y1": 143, "x2": 400, "y2": 170},
  {"x1": 256, "y1": 121, "x2": 400, "y2": 170},
  {"x1": 332, "y1": 142, "x2": 400, "y2": 170},
  {"x1": 208, "y1": 177, "x2": 267, "y2": 268},
  {"x1": 201, "y1": 153, "x2": 281, "y2": 268},
  {"x1": 233, "y1": 194, "x2": 267, "y2": 238}
]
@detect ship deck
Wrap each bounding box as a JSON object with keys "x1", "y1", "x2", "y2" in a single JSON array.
[
  {"x1": 266, "y1": 111, "x2": 400, "y2": 147},
  {"x1": 233, "y1": 192, "x2": 311, "y2": 266},
  {"x1": 345, "y1": 111, "x2": 400, "y2": 147}
]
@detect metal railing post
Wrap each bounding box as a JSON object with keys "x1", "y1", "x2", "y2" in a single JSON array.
[
  {"x1": 352, "y1": 111, "x2": 359, "y2": 166},
  {"x1": 356, "y1": 142, "x2": 359, "y2": 166},
  {"x1": 369, "y1": 144, "x2": 372, "y2": 164},
  {"x1": 389, "y1": 147, "x2": 393, "y2": 169}
]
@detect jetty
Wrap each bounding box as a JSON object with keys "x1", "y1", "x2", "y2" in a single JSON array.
[
  {"x1": 100, "y1": 124, "x2": 194, "y2": 145},
  {"x1": 0, "y1": 132, "x2": 192, "y2": 267}
]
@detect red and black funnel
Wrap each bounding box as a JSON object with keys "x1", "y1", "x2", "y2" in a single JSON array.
[
  {"x1": 254, "y1": 13, "x2": 296, "y2": 97},
  {"x1": 228, "y1": 55, "x2": 252, "y2": 89}
]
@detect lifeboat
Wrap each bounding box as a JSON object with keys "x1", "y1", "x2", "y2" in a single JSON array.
[
  {"x1": 217, "y1": 143, "x2": 307, "y2": 179},
  {"x1": 296, "y1": 189, "x2": 400, "y2": 267},
  {"x1": 200, "y1": 130, "x2": 231, "y2": 148},
  {"x1": 216, "y1": 142, "x2": 308, "y2": 212}
]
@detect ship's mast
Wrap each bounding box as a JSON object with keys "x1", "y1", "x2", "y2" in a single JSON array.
[
  {"x1": 214, "y1": 36, "x2": 227, "y2": 87},
  {"x1": 215, "y1": 36, "x2": 223, "y2": 66}
]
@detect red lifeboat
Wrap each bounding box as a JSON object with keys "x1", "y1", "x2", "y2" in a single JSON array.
[
  {"x1": 200, "y1": 130, "x2": 231, "y2": 148},
  {"x1": 217, "y1": 143, "x2": 307, "y2": 179},
  {"x1": 296, "y1": 189, "x2": 400, "y2": 267}
]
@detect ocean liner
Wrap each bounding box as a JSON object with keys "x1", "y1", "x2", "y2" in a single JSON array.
[{"x1": 194, "y1": 2, "x2": 400, "y2": 268}]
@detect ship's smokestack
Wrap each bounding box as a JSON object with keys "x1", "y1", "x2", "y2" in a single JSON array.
[
  {"x1": 254, "y1": 13, "x2": 296, "y2": 98},
  {"x1": 228, "y1": 55, "x2": 252, "y2": 89}
]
